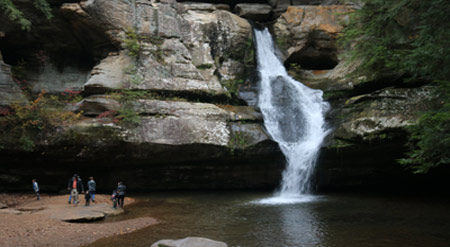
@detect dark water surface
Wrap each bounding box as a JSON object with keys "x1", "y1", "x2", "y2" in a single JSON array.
[{"x1": 85, "y1": 192, "x2": 450, "y2": 247}]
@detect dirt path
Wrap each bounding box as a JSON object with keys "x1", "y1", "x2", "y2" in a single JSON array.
[{"x1": 0, "y1": 194, "x2": 158, "y2": 247}]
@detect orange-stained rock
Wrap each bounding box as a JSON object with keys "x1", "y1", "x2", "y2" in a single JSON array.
[{"x1": 281, "y1": 5, "x2": 353, "y2": 35}]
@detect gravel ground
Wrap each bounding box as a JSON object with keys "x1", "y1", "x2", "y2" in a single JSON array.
[{"x1": 0, "y1": 194, "x2": 158, "y2": 247}]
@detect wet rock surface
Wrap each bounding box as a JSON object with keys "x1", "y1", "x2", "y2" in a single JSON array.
[{"x1": 151, "y1": 237, "x2": 228, "y2": 247}]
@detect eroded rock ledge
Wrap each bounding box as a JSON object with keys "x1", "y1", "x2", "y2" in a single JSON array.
[{"x1": 0, "y1": 0, "x2": 441, "y2": 192}]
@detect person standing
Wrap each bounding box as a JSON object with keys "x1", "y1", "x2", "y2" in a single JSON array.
[
  {"x1": 116, "y1": 181, "x2": 126, "y2": 208},
  {"x1": 84, "y1": 190, "x2": 91, "y2": 206},
  {"x1": 67, "y1": 174, "x2": 84, "y2": 206},
  {"x1": 32, "y1": 179, "x2": 40, "y2": 200},
  {"x1": 87, "y1": 177, "x2": 96, "y2": 203}
]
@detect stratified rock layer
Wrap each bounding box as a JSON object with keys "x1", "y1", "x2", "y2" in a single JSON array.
[{"x1": 0, "y1": 1, "x2": 445, "y2": 192}]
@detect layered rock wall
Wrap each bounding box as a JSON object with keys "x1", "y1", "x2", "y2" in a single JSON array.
[{"x1": 0, "y1": 0, "x2": 441, "y2": 192}]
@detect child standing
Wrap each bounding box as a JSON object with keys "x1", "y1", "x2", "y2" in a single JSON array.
[{"x1": 85, "y1": 190, "x2": 91, "y2": 206}]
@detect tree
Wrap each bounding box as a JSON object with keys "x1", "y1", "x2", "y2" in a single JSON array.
[
  {"x1": 339, "y1": 0, "x2": 450, "y2": 173},
  {"x1": 0, "y1": 0, "x2": 53, "y2": 31}
]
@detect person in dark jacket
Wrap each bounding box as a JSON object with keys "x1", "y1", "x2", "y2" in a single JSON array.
[
  {"x1": 87, "y1": 177, "x2": 96, "y2": 203},
  {"x1": 67, "y1": 174, "x2": 84, "y2": 206},
  {"x1": 111, "y1": 189, "x2": 118, "y2": 209},
  {"x1": 116, "y1": 181, "x2": 126, "y2": 208},
  {"x1": 84, "y1": 190, "x2": 91, "y2": 206},
  {"x1": 32, "y1": 179, "x2": 40, "y2": 200}
]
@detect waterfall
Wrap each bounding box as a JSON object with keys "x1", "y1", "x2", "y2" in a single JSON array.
[{"x1": 255, "y1": 28, "x2": 329, "y2": 203}]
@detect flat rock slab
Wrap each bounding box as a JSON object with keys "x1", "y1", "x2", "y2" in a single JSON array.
[
  {"x1": 151, "y1": 237, "x2": 228, "y2": 247},
  {"x1": 0, "y1": 202, "x2": 7, "y2": 209},
  {"x1": 47, "y1": 203, "x2": 124, "y2": 222},
  {"x1": 0, "y1": 209, "x2": 23, "y2": 215}
]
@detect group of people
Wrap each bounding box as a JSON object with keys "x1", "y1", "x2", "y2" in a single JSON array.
[
  {"x1": 67, "y1": 174, "x2": 96, "y2": 206},
  {"x1": 31, "y1": 175, "x2": 126, "y2": 209}
]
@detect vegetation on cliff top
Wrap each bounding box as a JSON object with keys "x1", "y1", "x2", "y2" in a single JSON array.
[
  {"x1": 340, "y1": 0, "x2": 450, "y2": 173},
  {"x1": 0, "y1": 0, "x2": 53, "y2": 31}
]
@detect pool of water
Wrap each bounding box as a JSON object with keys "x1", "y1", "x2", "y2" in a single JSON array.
[{"x1": 86, "y1": 192, "x2": 450, "y2": 247}]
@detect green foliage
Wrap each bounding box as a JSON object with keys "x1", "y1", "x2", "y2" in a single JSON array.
[
  {"x1": 222, "y1": 79, "x2": 245, "y2": 98},
  {"x1": 0, "y1": 0, "x2": 53, "y2": 31},
  {"x1": 287, "y1": 63, "x2": 303, "y2": 80},
  {"x1": 1, "y1": 90, "x2": 83, "y2": 151},
  {"x1": 274, "y1": 33, "x2": 292, "y2": 52},
  {"x1": 398, "y1": 82, "x2": 450, "y2": 173},
  {"x1": 228, "y1": 131, "x2": 250, "y2": 154},
  {"x1": 243, "y1": 37, "x2": 254, "y2": 65},
  {"x1": 123, "y1": 28, "x2": 141, "y2": 58},
  {"x1": 340, "y1": 0, "x2": 450, "y2": 173},
  {"x1": 123, "y1": 63, "x2": 144, "y2": 86},
  {"x1": 116, "y1": 106, "x2": 141, "y2": 127},
  {"x1": 107, "y1": 89, "x2": 145, "y2": 128},
  {"x1": 32, "y1": 0, "x2": 53, "y2": 20},
  {"x1": 196, "y1": 64, "x2": 213, "y2": 70},
  {"x1": 339, "y1": 0, "x2": 450, "y2": 81}
]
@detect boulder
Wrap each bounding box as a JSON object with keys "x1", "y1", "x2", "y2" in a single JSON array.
[
  {"x1": 151, "y1": 237, "x2": 228, "y2": 247},
  {"x1": 49, "y1": 203, "x2": 124, "y2": 222},
  {"x1": 233, "y1": 4, "x2": 273, "y2": 21},
  {"x1": 0, "y1": 202, "x2": 7, "y2": 209}
]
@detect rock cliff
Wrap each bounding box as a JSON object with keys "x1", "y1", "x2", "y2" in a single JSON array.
[{"x1": 0, "y1": 0, "x2": 440, "y2": 192}]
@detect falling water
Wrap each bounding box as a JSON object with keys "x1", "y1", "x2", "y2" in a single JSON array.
[{"x1": 254, "y1": 28, "x2": 329, "y2": 204}]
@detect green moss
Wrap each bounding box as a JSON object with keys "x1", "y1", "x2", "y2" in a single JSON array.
[
  {"x1": 274, "y1": 33, "x2": 292, "y2": 52},
  {"x1": 323, "y1": 90, "x2": 351, "y2": 100},
  {"x1": 221, "y1": 79, "x2": 246, "y2": 99},
  {"x1": 328, "y1": 139, "x2": 354, "y2": 150},
  {"x1": 196, "y1": 64, "x2": 214, "y2": 70},
  {"x1": 228, "y1": 131, "x2": 251, "y2": 153}
]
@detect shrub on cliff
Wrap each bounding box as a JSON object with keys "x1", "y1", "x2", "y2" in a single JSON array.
[
  {"x1": 0, "y1": 90, "x2": 83, "y2": 151},
  {"x1": 339, "y1": 0, "x2": 450, "y2": 173}
]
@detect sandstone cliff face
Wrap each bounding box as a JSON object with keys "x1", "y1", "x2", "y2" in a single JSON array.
[
  {"x1": 271, "y1": 5, "x2": 440, "y2": 189},
  {"x1": 0, "y1": 0, "x2": 280, "y2": 192},
  {"x1": 0, "y1": 0, "x2": 436, "y2": 191}
]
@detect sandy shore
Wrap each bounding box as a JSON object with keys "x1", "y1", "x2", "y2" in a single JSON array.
[{"x1": 0, "y1": 193, "x2": 158, "y2": 247}]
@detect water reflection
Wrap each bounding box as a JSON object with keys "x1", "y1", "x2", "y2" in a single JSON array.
[
  {"x1": 278, "y1": 204, "x2": 324, "y2": 246},
  {"x1": 86, "y1": 192, "x2": 450, "y2": 247}
]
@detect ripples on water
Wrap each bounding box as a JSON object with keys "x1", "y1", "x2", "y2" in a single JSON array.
[{"x1": 86, "y1": 192, "x2": 450, "y2": 247}]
